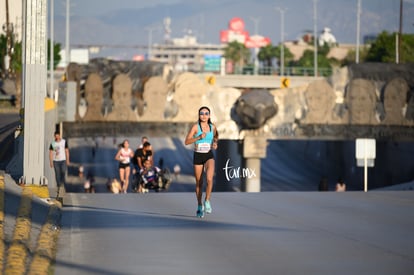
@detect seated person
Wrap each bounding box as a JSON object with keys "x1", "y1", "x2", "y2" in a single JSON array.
[
  {"x1": 335, "y1": 178, "x2": 346, "y2": 192},
  {"x1": 84, "y1": 173, "x2": 96, "y2": 193},
  {"x1": 139, "y1": 159, "x2": 161, "y2": 192},
  {"x1": 106, "y1": 178, "x2": 123, "y2": 194}
]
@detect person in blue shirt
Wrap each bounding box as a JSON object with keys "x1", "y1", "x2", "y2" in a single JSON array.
[{"x1": 184, "y1": 106, "x2": 219, "y2": 218}]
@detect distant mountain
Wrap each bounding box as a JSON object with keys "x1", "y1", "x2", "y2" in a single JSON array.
[{"x1": 53, "y1": 0, "x2": 414, "y2": 59}]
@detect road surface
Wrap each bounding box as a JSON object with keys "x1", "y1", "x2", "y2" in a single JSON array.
[{"x1": 55, "y1": 191, "x2": 414, "y2": 275}]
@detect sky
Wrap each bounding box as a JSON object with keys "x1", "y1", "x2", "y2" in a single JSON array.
[
  {"x1": 49, "y1": 0, "x2": 414, "y2": 59},
  {"x1": 67, "y1": 0, "x2": 182, "y2": 16}
]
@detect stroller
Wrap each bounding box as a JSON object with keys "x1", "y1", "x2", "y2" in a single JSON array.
[{"x1": 131, "y1": 166, "x2": 172, "y2": 193}]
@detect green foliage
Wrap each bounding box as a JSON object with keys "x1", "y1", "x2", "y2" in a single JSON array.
[
  {"x1": 258, "y1": 44, "x2": 294, "y2": 67},
  {"x1": 11, "y1": 40, "x2": 22, "y2": 73},
  {"x1": 223, "y1": 41, "x2": 251, "y2": 70},
  {"x1": 293, "y1": 49, "x2": 314, "y2": 67},
  {"x1": 318, "y1": 43, "x2": 331, "y2": 56},
  {"x1": 341, "y1": 46, "x2": 370, "y2": 66},
  {"x1": 0, "y1": 35, "x2": 6, "y2": 71},
  {"x1": 289, "y1": 46, "x2": 338, "y2": 76},
  {"x1": 0, "y1": 34, "x2": 62, "y2": 74},
  {"x1": 47, "y1": 39, "x2": 62, "y2": 70},
  {"x1": 365, "y1": 31, "x2": 414, "y2": 63},
  {"x1": 258, "y1": 45, "x2": 277, "y2": 67},
  {"x1": 0, "y1": 34, "x2": 22, "y2": 74}
]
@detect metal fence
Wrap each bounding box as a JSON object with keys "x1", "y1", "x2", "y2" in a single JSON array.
[{"x1": 234, "y1": 66, "x2": 332, "y2": 77}]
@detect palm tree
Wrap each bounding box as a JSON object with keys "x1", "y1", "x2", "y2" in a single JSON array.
[
  {"x1": 258, "y1": 44, "x2": 294, "y2": 75},
  {"x1": 223, "y1": 41, "x2": 251, "y2": 74},
  {"x1": 258, "y1": 45, "x2": 277, "y2": 68}
]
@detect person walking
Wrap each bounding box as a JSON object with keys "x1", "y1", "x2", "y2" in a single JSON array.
[
  {"x1": 115, "y1": 139, "x2": 134, "y2": 193},
  {"x1": 184, "y1": 106, "x2": 218, "y2": 218},
  {"x1": 49, "y1": 131, "x2": 70, "y2": 198}
]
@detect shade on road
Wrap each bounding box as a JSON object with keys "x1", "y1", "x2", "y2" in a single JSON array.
[{"x1": 55, "y1": 191, "x2": 414, "y2": 275}]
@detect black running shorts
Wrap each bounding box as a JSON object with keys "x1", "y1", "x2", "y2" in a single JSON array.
[
  {"x1": 193, "y1": 151, "x2": 214, "y2": 165},
  {"x1": 119, "y1": 162, "x2": 130, "y2": 169}
]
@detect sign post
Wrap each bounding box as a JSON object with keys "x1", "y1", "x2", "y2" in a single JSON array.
[{"x1": 356, "y1": 138, "x2": 376, "y2": 192}]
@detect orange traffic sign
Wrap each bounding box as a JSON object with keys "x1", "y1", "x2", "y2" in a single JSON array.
[{"x1": 281, "y1": 77, "x2": 289, "y2": 88}]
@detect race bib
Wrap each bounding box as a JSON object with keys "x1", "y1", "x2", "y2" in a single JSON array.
[{"x1": 195, "y1": 142, "x2": 211, "y2": 153}]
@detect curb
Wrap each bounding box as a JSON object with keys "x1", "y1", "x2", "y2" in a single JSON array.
[
  {"x1": 0, "y1": 173, "x2": 62, "y2": 274},
  {"x1": 4, "y1": 187, "x2": 32, "y2": 274},
  {"x1": 0, "y1": 175, "x2": 5, "y2": 272}
]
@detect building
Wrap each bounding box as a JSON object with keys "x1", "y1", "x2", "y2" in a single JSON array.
[{"x1": 151, "y1": 32, "x2": 225, "y2": 73}]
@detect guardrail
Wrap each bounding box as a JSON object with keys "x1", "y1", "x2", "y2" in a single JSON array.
[
  {"x1": 231, "y1": 66, "x2": 333, "y2": 77},
  {"x1": 0, "y1": 94, "x2": 16, "y2": 106},
  {"x1": 199, "y1": 74, "x2": 324, "y2": 89}
]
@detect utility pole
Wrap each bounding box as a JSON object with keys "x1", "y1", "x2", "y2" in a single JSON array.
[
  {"x1": 397, "y1": 0, "x2": 403, "y2": 63},
  {"x1": 50, "y1": 0, "x2": 54, "y2": 98},
  {"x1": 313, "y1": 0, "x2": 318, "y2": 77},
  {"x1": 3, "y1": 0, "x2": 14, "y2": 77},
  {"x1": 356, "y1": 0, "x2": 361, "y2": 63},
  {"x1": 22, "y1": 0, "x2": 48, "y2": 184},
  {"x1": 146, "y1": 26, "x2": 159, "y2": 60},
  {"x1": 250, "y1": 16, "x2": 260, "y2": 75},
  {"x1": 276, "y1": 7, "x2": 286, "y2": 76},
  {"x1": 65, "y1": 0, "x2": 70, "y2": 66}
]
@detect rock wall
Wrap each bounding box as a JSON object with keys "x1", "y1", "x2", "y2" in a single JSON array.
[{"x1": 65, "y1": 60, "x2": 414, "y2": 141}]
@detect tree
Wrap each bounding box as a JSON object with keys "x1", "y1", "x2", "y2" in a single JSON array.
[
  {"x1": 341, "y1": 46, "x2": 370, "y2": 66},
  {"x1": 1, "y1": 34, "x2": 62, "y2": 108},
  {"x1": 0, "y1": 34, "x2": 22, "y2": 107},
  {"x1": 47, "y1": 39, "x2": 62, "y2": 70},
  {"x1": 365, "y1": 31, "x2": 414, "y2": 63},
  {"x1": 258, "y1": 45, "x2": 277, "y2": 67},
  {"x1": 223, "y1": 41, "x2": 251, "y2": 73},
  {"x1": 0, "y1": 34, "x2": 21, "y2": 76},
  {"x1": 1, "y1": 35, "x2": 62, "y2": 73},
  {"x1": 290, "y1": 47, "x2": 338, "y2": 76},
  {"x1": 258, "y1": 44, "x2": 294, "y2": 68}
]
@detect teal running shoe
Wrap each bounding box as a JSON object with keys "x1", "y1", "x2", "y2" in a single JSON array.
[
  {"x1": 204, "y1": 200, "x2": 212, "y2": 214},
  {"x1": 196, "y1": 205, "x2": 204, "y2": 218}
]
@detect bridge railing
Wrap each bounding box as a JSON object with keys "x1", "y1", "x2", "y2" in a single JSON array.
[{"x1": 231, "y1": 66, "x2": 333, "y2": 77}]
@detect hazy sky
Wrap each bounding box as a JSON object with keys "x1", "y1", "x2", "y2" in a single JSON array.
[
  {"x1": 66, "y1": 0, "x2": 182, "y2": 16},
  {"x1": 49, "y1": 0, "x2": 414, "y2": 58}
]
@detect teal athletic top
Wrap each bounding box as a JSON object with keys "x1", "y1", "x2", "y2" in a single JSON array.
[{"x1": 194, "y1": 123, "x2": 214, "y2": 153}]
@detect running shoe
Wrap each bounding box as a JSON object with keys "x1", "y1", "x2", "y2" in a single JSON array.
[
  {"x1": 196, "y1": 205, "x2": 204, "y2": 218},
  {"x1": 204, "y1": 200, "x2": 212, "y2": 214}
]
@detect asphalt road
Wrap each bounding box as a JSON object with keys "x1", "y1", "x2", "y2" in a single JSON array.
[
  {"x1": 1, "y1": 113, "x2": 414, "y2": 275},
  {"x1": 54, "y1": 191, "x2": 414, "y2": 275}
]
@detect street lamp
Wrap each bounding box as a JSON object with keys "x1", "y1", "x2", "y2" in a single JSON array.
[
  {"x1": 249, "y1": 16, "x2": 260, "y2": 75},
  {"x1": 65, "y1": 0, "x2": 70, "y2": 66},
  {"x1": 397, "y1": 0, "x2": 403, "y2": 63},
  {"x1": 356, "y1": 0, "x2": 361, "y2": 63},
  {"x1": 146, "y1": 26, "x2": 160, "y2": 61},
  {"x1": 3, "y1": 0, "x2": 13, "y2": 77},
  {"x1": 50, "y1": 0, "x2": 54, "y2": 98},
  {"x1": 276, "y1": 7, "x2": 286, "y2": 76},
  {"x1": 313, "y1": 0, "x2": 318, "y2": 77}
]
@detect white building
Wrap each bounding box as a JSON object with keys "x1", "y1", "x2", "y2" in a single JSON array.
[
  {"x1": 319, "y1": 27, "x2": 337, "y2": 46},
  {"x1": 151, "y1": 33, "x2": 225, "y2": 73}
]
